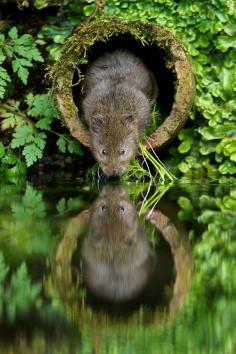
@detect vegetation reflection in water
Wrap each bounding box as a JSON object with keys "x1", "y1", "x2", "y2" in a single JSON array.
[{"x1": 0, "y1": 179, "x2": 236, "y2": 354}]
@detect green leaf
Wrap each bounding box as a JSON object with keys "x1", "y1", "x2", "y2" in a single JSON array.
[
  {"x1": 198, "y1": 210, "x2": 219, "y2": 224},
  {"x1": 5, "y1": 262, "x2": 42, "y2": 321},
  {"x1": 178, "y1": 162, "x2": 190, "y2": 173},
  {"x1": 26, "y1": 47, "x2": 44, "y2": 62},
  {"x1": 8, "y1": 27, "x2": 18, "y2": 40},
  {"x1": 39, "y1": 23, "x2": 73, "y2": 40},
  {"x1": 199, "y1": 195, "x2": 216, "y2": 209},
  {"x1": 12, "y1": 59, "x2": 32, "y2": 85},
  {"x1": 56, "y1": 136, "x2": 66, "y2": 153},
  {"x1": 47, "y1": 43, "x2": 62, "y2": 61},
  {"x1": 0, "y1": 252, "x2": 9, "y2": 283},
  {"x1": 15, "y1": 34, "x2": 33, "y2": 46},
  {"x1": 230, "y1": 152, "x2": 236, "y2": 162},
  {"x1": 0, "y1": 66, "x2": 11, "y2": 99},
  {"x1": 56, "y1": 198, "x2": 66, "y2": 214},
  {"x1": 222, "y1": 196, "x2": 236, "y2": 211},
  {"x1": 83, "y1": 4, "x2": 96, "y2": 17},
  {"x1": 0, "y1": 112, "x2": 17, "y2": 130},
  {"x1": 219, "y1": 160, "x2": 236, "y2": 175},
  {"x1": 230, "y1": 190, "x2": 236, "y2": 199},
  {"x1": 67, "y1": 138, "x2": 82, "y2": 155},
  {"x1": 223, "y1": 141, "x2": 236, "y2": 156},
  {"x1": 199, "y1": 141, "x2": 218, "y2": 155},
  {"x1": 11, "y1": 125, "x2": 33, "y2": 148},
  {"x1": 178, "y1": 139, "x2": 193, "y2": 154},
  {"x1": 217, "y1": 35, "x2": 236, "y2": 52},
  {"x1": 222, "y1": 68, "x2": 234, "y2": 96},
  {"x1": 199, "y1": 124, "x2": 235, "y2": 141},
  {"x1": 34, "y1": 0, "x2": 49, "y2": 10},
  {"x1": 35, "y1": 117, "x2": 52, "y2": 130},
  {"x1": 8, "y1": 29, "x2": 44, "y2": 71},
  {"x1": 1, "y1": 150, "x2": 18, "y2": 166},
  {"x1": 0, "y1": 71, "x2": 9, "y2": 84},
  {"x1": 28, "y1": 94, "x2": 58, "y2": 123},
  {"x1": 0, "y1": 34, "x2": 5, "y2": 43},
  {"x1": 14, "y1": 64, "x2": 29, "y2": 84},
  {"x1": 12, "y1": 185, "x2": 46, "y2": 218},
  {"x1": 5, "y1": 159, "x2": 26, "y2": 178},
  {"x1": 13, "y1": 58, "x2": 33, "y2": 69},
  {"x1": 0, "y1": 143, "x2": 5, "y2": 158},
  {"x1": 23, "y1": 143, "x2": 43, "y2": 167},
  {"x1": 198, "y1": 20, "x2": 211, "y2": 33},
  {"x1": 178, "y1": 196, "x2": 193, "y2": 211},
  {"x1": 0, "y1": 50, "x2": 6, "y2": 64},
  {"x1": 34, "y1": 132, "x2": 46, "y2": 149}
]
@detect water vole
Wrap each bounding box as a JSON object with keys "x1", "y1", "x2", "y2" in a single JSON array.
[
  {"x1": 82, "y1": 49, "x2": 158, "y2": 176},
  {"x1": 81, "y1": 185, "x2": 152, "y2": 301}
]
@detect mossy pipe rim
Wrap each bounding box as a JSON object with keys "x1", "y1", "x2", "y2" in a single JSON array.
[{"x1": 52, "y1": 19, "x2": 195, "y2": 150}]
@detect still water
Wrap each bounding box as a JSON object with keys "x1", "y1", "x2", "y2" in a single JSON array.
[{"x1": 0, "y1": 178, "x2": 235, "y2": 354}]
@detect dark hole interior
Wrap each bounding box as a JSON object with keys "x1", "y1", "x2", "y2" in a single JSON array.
[{"x1": 73, "y1": 33, "x2": 177, "y2": 120}]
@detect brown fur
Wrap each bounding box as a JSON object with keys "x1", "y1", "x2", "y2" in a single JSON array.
[
  {"x1": 82, "y1": 50, "x2": 158, "y2": 176},
  {"x1": 81, "y1": 185, "x2": 152, "y2": 301}
]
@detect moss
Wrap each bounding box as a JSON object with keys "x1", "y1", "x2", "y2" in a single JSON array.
[{"x1": 50, "y1": 18, "x2": 182, "y2": 91}]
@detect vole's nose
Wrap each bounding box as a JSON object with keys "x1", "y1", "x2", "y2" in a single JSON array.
[
  {"x1": 102, "y1": 166, "x2": 121, "y2": 177},
  {"x1": 107, "y1": 170, "x2": 120, "y2": 180}
]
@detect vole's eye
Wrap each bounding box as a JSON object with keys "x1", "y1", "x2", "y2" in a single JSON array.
[
  {"x1": 123, "y1": 239, "x2": 132, "y2": 246},
  {"x1": 120, "y1": 148, "x2": 126, "y2": 156},
  {"x1": 119, "y1": 205, "x2": 125, "y2": 213},
  {"x1": 122, "y1": 115, "x2": 133, "y2": 125},
  {"x1": 101, "y1": 204, "x2": 108, "y2": 212},
  {"x1": 93, "y1": 233, "x2": 102, "y2": 242},
  {"x1": 101, "y1": 148, "x2": 108, "y2": 156}
]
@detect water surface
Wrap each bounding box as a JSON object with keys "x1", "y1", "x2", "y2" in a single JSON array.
[{"x1": 0, "y1": 178, "x2": 235, "y2": 354}]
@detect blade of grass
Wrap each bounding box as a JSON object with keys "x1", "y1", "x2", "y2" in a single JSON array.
[{"x1": 139, "y1": 142, "x2": 176, "y2": 182}]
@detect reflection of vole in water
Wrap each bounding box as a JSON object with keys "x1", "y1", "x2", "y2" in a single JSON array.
[
  {"x1": 81, "y1": 185, "x2": 152, "y2": 302},
  {"x1": 82, "y1": 50, "x2": 158, "y2": 176}
]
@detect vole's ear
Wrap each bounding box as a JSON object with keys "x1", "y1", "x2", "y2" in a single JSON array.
[
  {"x1": 91, "y1": 115, "x2": 104, "y2": 133},
  {"x1": 121, "y1": 114, "x2": 134, "y2": 126}
]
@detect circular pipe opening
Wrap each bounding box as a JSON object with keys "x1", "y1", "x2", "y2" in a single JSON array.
[{"x1": 52, "y1": 20, "x2": 195, "y2": 150}]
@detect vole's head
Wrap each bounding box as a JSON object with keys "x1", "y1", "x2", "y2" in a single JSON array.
[
  {"x1": 83, "y1": 83, "x2": 150, "y2": 176},
  {"x1": 88, "y1": 185, "x2": 139, "y2": 247}
]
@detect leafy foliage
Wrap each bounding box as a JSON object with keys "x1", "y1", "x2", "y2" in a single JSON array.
[
  {"x1": 0, "y1": 92, "x2": 82, "y2": 173},
  {"x1": 0, "y1": 185, "x2": 55, "y2": 257},
  {"x1": 56, "y1": 196, "x2": 85, "y2": 214},
  {"x1": 37, "y1": 21, "x2": 73, "y2": 61},
  {"x1": 0, "y1": 252, "x2": 42, "y2": 322},
  {"x1": 177, "y1": 183, "x2": 236, "y2": 303},
  {"x1": 0, "y1": 27, "x2": 43, "y2": 98},
  {"x1": 56, "y1": 133, "x2": 83, "y2": 155}
]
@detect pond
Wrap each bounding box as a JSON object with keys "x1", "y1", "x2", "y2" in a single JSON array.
[{"x1": 0, "y1": 177, "x2": 235, "y2": 354}]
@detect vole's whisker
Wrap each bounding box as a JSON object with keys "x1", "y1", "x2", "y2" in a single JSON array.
[
  {"x1": 140, "y1": 177, "x2": 152, "y2": 214},
  {"x1": 141, "y1": 147, "x2": 152, "y2": 180},
  {"x1": 139, "y1": 149, "x2": 153, "y2": 213},
  {"x1": 147, "y1": 198, "x2": 159, "y2": 219},
  {"x1": 97, "y1": 168, "x2": 101, "y2": 190},
  {"x1": 100, "y1": 172, "x2": 107, "y2": 185},
  {"x1": 146, "y1": 140, "x2": 162, "y2": 164}
]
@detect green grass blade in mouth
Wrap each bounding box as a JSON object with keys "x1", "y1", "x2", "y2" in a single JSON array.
[{"x1": 139, "y1": 142, "x2": 176, "y2": 182}]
